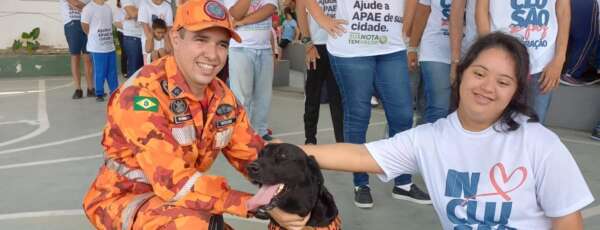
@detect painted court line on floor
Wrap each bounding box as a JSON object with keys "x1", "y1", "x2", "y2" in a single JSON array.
[
  {"x1": 0, "y1": 81, "x2": 72, "y2": 97},
  {"x1": 0, "y1": 80, "x2": 49, "y2": 147},
  {"x1": 0, "y1": 132, "x2": 102, "y2": 155},
  {"x1": 0, "y1": 154, "x2": 102, "y2": 170}
]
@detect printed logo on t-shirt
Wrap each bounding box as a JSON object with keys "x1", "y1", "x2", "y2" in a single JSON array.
[
  {"x1": 318, "y1": 0, "x2": 337, "y2": 18},
  {"x1": 97, "y1": 28, "x2": 114, "y2": 47},
  {"x1": 440, "y1": 0, "x2": 451, "y2": 36},
  {"x1": 69, "y1": 6, "x2": 81, "y2": 20},
  {"x1": 509, "y1": 0, "x2": 550, "y2": 49},
  {"x1": 347, "y1": 0, "x2": 401, "y2": 45},
  {"x1": 444, "y1": 163, "x2": 528, "y2": 229}
]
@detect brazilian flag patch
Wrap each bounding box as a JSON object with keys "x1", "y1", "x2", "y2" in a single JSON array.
[{"x1": 134, "y1": 96, "x2": 159, "y2": 112}]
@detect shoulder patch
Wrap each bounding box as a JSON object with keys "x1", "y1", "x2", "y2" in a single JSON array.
[{"x1": 134, "y1": 96, "x2": 159, "y2": 112}]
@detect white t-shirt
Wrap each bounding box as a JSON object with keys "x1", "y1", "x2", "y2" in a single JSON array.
[
  {"x1": 120, "y1": 0, "x2": 144, "y2": 38},
  {"x1": 366, "y1": 112, "x2": 594, "y2": 229},
  {"x1": 114, "y1": 8, "x2": 126, "y2": 33},
  {"x1": 60, "y1": 0, "x2": 91, "y2": 24},
  {"x1": 144, "y1": 38, "x2": 165, "y2": 63},
  {"x1": 488, "y1": 0, "x2": 558, "y2": 74},
  {"x1": 224, "y1": 0, "x2": 278, "y2": 49},
  {"x1": 138, "y1": 0, "x2": 173, "y2": 53},
  {"x1": 461, "y1": 0, "x2": 476, "y2": 55},
  {"x1": 326, "y1": 0, "x2": 406, "y2": 58},
  {"x1": 81, "y1": 1, "x2": 115, "y2": 53},
  {"x1": 418, "y1": 0, "x2": 451, "y2": 64},
  {"x1": 308, "y1": 0, "x2": 337, "y2": 45}
]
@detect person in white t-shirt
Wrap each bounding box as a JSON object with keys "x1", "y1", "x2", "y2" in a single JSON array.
[
  {"x1": 271, "y1": 32, "x2": 594, "y2": 230},
  {"x1": 114, "y1": 1, "x2": 129, "y2": 78},
  {"x1": 120, "y1": 0, "x2": 145, "y2": 78},
  {"x1": 476, "y1": 0, "x2": 570, "y2": 124},
  {"x1": 449, "y1": 0, "x2": 476, "y2": 80},
  {"x1": 295, "y1": 0, "x2": 343, "y2": 146},
  {"x1": 60, "y1": 0, "x2": 94, "y2": 99},
  {"x1": 302, "y1": 0, "x2": 431, "y2": 208},
  {"x1": 225, "y1": 0, "x2": 278, "y2": 141},
  {"x1": 81, "y1": 0, "x2": 119, "y2": 102},
  {"x1": 407, "y1": 0, "x2": 453, "y2": 124},
  {"x1": 138, "y1": 0, "x2": 173, "y2": 63}
]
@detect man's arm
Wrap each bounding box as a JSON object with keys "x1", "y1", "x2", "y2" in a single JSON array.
[
  {"x1": 123, "y1": 6, "x2": 138, "y2": 19},
  {"x1": 235, "y1": 4, "x2": 277, "y2": 27},
  {"x1": 539, "y1": 0, "x2": 570, "y2": 94},
  {"x1": 449, "y1": 0, "x2": 466, "y2": 64},
  {"x1": 81, "y1": 22, "x2": 89, "y2": 34},
  {"x1": 66, "y1": 0, "x2": 86, "y2": 10},
  {"x1": 229, "y1": 0, "x2": 252, "y2": 21},
  {"x1": 407, "y1": 3, "x2": 431, "y2": 72},
  {"x1": 475, "y1": 0, "x2": 491, "y2": 35},
  {"x1": 403, "y1": 0, "x2": 417, "y2": 39},
  {"x1": 552, "y1": 211, "x2": 584, "y2": 230}
]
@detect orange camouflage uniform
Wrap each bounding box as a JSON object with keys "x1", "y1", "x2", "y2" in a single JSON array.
[{"x1": 83, "y1": 56, "x2": 265, "y2": 230}]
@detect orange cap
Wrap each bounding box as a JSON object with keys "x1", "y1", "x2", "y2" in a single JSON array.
[{"x1": 173, "y1": 0, "x2": 241, "y2": 42}]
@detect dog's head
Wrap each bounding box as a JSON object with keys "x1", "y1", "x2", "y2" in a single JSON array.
[{"x1": 247, "y1": 143, "x2": 338, "y2": 227}]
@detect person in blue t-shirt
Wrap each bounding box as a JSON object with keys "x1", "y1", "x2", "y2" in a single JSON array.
[{"x1": 279, "y1": 7, "x2": 298, "y2": 49}]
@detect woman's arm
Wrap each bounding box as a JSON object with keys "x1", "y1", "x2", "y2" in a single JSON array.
[
  {"x1": 449, "y1": 0, "x2": 466, "y2": 81},
  {"x1": 475, "y1": 0, "x2": 491, "y2": 35},
  {"x1": 300, "y1": 143, "x2": 384, "y2": 174},
  {"x1": 540, "y1": 0, "x2": 570, "y2": 94},
  {"x1": 552, "y1": 211, "x2": 583, "y2": 230},
  {"x1": 298, "y1": 0, "x2": 346, "y2": 37}
]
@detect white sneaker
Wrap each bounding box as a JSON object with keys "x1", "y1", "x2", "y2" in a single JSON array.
[{"x1": 370, "y1": 96, "x2": 379, "y2": 107}]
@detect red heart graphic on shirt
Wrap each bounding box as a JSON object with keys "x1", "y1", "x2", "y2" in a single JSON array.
[{"x1": 486, "y1": 163, "x2": 528, "y2": 201}]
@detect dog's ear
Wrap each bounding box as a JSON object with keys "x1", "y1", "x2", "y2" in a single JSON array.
[
  {"x1": 306, "y1": 155, "x2": 323, "y2": 185},
  {"x1": 308, "y1": 186, "x2": 339, "y2": 227}
]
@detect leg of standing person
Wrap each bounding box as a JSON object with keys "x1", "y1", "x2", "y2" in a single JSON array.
[
  {"x1": 117, "y1": 31, "x2": 128, "y2": 78},
  {"x1": 304, "y1": 45, "x2": 327, "y2": 145},
  {"x1": 107, "y1": 51, "x2": 119, "y2": 95},
  {"x1": 122, "y1": 36, "x2": 144, "y2": 78},
  {"x1": 77, "y1": 21, "x2": 94, "y2": 97},
  {"x1": 318, "y1": 45, "x2": 344, "y2": 143},
  {"x1": 65, "y1": 21, "x2": 84, "y2": 99},
  {"x1": 330, "y1": 53, "x2": 375, "y2": 208},
  {"x1": 374, "y1": 50, "x2": 432, "y2": 205},
  {"x1": 528, "y1": 73, "x2": 553, "y2": 123},
  {"x1": 252, "y1": 48, "x2": 274, "y2": 139},
  {"x1": 228, "y1": 47, "x2": 256, "y2": 123},
  {"x1": 420, "y1": 61, "x2": 452, "y2": 123},
  {"x1": 560, "y1": 0, "x2": 599, "y2": 86},
  {"x1": 591, "y1": 120, "x2": 600, "y2": 141},
  {"x1": 92, "y1": 52, "x2": 108, "y2": 100}
]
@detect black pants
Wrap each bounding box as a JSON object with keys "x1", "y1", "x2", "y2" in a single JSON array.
[
  {"x1": 304, "y1": 44, "x2": 344, "y2": 144},
  {"x1": 279, "y1": 39, "x2": 291, "y2": 49},
  {"x1": 116, "y1": 31, "x2": 127, "y2": 76}
]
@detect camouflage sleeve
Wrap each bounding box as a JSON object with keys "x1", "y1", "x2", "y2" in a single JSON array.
[
  {"x1": 222, "y1": 99, "x2": 265, "y2": 178},
  {"x1": 110, "y1": 87, "x2": 253, "y2": 217}
]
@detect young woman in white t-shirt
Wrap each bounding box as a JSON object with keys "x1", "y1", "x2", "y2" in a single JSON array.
[{"x1": 271, "y1": 32, "x2": 593, "y2": 230}]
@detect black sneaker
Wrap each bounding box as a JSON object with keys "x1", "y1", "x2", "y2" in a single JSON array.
[
  {"x1": 305, "y1": 138, "x2": 316, "y2": 145},
  {"x1": 72, "y1": 89, "x2": 83, "y2": 99},
  {"x1": 262, "y1": 134, "x2": 273, "y2": 141},
  {"x1": 87, "y1": 88, "x2": 95, "y2": 97},
  {"x1": 392, "y1": 184, "x2": 432, "y2": 205},
  {"x1": 96, "y1": 96, "x2": 105, "y2": 102},
  {"x1": 591, "y1": 126, "x2": 600, "y2": 141},
  {"x1": 354, "y1": 186, "x2": 374, "y2": 208}
]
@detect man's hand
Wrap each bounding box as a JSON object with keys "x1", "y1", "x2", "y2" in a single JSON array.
[
  {"x1": 540, "y1": 58, "x2": 563, "y2": 94},
  {"x1": 268, "y1": 208, "x2": 310, "y2": 230},
  {"x1": 407, "y1": 51, "x2": 418, "y2": 72},
  {"x1": 305, "y1": 45, "x2": 320, "y2": 70}
]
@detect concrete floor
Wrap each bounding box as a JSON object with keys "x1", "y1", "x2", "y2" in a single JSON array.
[{"x1": 0, "y1": 76, "x2": 599, "y2": 229}]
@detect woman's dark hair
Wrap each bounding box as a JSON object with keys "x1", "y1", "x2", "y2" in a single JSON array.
[
  {"x1": 284, "y1": 7, "x2": 293, "y2": 17},
  {"x1": 451, "y1": 32, "x2": 538, "y2": 132}
]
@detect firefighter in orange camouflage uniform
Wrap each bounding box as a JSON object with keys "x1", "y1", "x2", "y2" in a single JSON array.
[{"x1": 82, "y1": 0, "x2": 310, "y2": 229}]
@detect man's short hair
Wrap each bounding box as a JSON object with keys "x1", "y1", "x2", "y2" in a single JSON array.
[{"x1": 152, "y1": 18, "x2": 167, "y2": 30}]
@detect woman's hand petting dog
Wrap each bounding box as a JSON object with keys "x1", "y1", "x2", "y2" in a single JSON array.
[{"x1": 268, "y1": 208, "x2": 310, "y2": 230}]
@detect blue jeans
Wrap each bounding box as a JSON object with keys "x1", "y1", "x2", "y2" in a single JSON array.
[
  {"x1": 122, "y1": 35, "x2": 144, "y2": 77},
  {"x1": 228, "y1": 47, "x2": 274, "y2": 136},
  {"x1": 528, "y1": 73, "x2": 552, "y2": 123},
  {"x1": 565, "y1": 0, "x2": 598, "y2": 78},
  {"x1": 330, "y1": 50, "x2": 414, "y2": 186},
  {"x1": 420, "y1": 61, "x2": 451, "y2": 123},
  {"x1": 91, "y1": 51, "x2": 119, "y2": 96}
]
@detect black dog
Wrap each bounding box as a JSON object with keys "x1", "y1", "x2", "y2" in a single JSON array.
[{"x1": 247, "y1": 143, "x2": 339, "y2": 229}]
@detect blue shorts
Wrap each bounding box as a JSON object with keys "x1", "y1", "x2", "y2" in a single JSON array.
[{"x1": 64, "y1": 20, "x2": 88, "y2": 55}]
